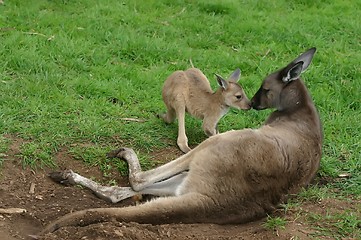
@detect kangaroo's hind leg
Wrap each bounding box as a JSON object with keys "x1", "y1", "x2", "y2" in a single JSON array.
[
  {"x1": 49, "y1": 170, "x2": 137, "y2": 203},
  {"x1": 50, "y1": 148, "x2": 193, "y2": 203},
  {"x1": 107, "y1": 147, "x2": 192, "y2": 191},
  {"x1": 49, "y1": 169, "x2": 188, "y2": 203}
]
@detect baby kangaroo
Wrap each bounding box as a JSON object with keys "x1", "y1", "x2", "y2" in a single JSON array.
[{"x1": 159, "y1": 68, "x2": 251, "y2": 153}]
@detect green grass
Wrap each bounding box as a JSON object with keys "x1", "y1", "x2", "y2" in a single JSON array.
[
  {"x1": 68, "y1": 143, "x2": 155, "y2": 177},
  {"x1": 0, "y1": 0, "x2": 360, "y2": 230},
  {"x1": 307, "y1": 210, "x2": 361, "y2": 239},
  {"x1": 0, "y1": 136, "x2": 10, "y2": 166},
  {"x1": 262, "y1": 215, "x2": 287, "y2": 231}
]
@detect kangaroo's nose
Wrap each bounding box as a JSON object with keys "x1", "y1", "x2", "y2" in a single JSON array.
[
  {"x1": 250, "y1": 99, "x2": 256, "y2": 108},
  {"x1": 250, "y1": 98, "x2": 260, "y2": 110}
]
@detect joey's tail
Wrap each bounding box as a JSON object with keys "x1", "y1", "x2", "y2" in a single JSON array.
[
  {"x1": 189, "y1": 58, "x2": 194, "y2": 68},
  {"x1": 39, "y1": 193, "x2": 214, "y2": 235}
]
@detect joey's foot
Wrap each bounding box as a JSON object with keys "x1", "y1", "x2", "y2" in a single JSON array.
[
  {"x1": 156, "y1": 112, "x2": 164, "y2": 119},
  {"x1": 106, "y1": 147, "x2": 135, "y2": 159},
  {"x1": 157, "y1": 112, "x2": 174, "y2": 124},
  {"x1": 48, "y1": 170, "x2": 76, "y2": 185},
  {"x1": 204, "y1": 128, "x2": 217, "y2": 137},
  {"x1": 178, "y1": 144, "x2": 191, "y2": 154}
]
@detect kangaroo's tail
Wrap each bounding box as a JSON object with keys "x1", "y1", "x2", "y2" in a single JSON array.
[{"x1": 39, "y1": 193, "x2": 215, "y2": 235}]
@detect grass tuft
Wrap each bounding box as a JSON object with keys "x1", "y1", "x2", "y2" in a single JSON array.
[{"x1": 262, "y1": 215, "x2": 287, "y2": 231}]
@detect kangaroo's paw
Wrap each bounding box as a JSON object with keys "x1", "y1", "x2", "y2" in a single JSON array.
[
  {"x1": 106, "y1": 147, "x2": 135, "y2": 159},
  {"x1": 48, "y1": 170, "x2": 76, "y2": 185}
]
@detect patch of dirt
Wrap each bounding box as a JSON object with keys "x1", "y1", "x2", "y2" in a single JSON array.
[
  {"x1": 0, "y1": 137, "x2": 359, "y2": 240},
  {"x1": 149, "y1": 146, "x2": 183, "y2": 164}
]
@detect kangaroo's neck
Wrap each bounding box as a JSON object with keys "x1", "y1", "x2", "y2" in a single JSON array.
[
  {"x1": 266, "y1": 80, "x2": 322, "y2": 139},
  {"x1": 193, "y1": 88, "x2": 228, "y2": 119}
]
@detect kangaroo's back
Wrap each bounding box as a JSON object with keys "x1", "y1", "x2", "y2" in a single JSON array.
[{"x1": 162, "y1": 68, "x2": 212, "y2": 104}]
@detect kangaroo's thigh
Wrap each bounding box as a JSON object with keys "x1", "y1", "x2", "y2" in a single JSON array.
[{"x1": 141, "y1": 171, "x2": 188, "y2": 196}]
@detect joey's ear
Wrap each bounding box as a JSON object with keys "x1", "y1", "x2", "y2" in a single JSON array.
[
  {"x1": 282, "y1": 47, "x2": 316, "y2": 83},
  {"x1": 227, "y1": 68, "x2": 241, "y2": 82},
  {"x1": 215, "y1": 74, "x2": 228, "y2": 89}
]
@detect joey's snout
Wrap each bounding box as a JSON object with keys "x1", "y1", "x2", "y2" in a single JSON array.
[
  {"x1": 233, "y1": 97, "x2": 251, "y2": 111},
  {"x1": 241, "y1": 99, "x2": 252, "y2": 110}
]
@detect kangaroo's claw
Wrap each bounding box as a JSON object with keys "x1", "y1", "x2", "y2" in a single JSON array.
[
  {"x1": 106, "y1": 148, "x2": 123, "y2": 158},
  {"x1": 48, "y1": 170, "x2": 76, "y2": 185}
]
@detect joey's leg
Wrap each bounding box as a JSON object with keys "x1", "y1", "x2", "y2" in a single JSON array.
[
  {"x1": 202, "y1": 118, "x2": 218, "y2": 137},
  {"x1": 108, "y1": 147, "x2": 193, "y2": 191},
  {"x1": 175, "y1": 106, "x2": 191, "y2": 153},
  {"x1": 49, "y1": 170, "x2": 137, "y2": 203},
  {"x1": 159, "y1": 105, "x2": 176, "y2": 123}
]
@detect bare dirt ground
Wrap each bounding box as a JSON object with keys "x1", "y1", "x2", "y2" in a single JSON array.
[{"x1": 0, "y1": 137, "x2": 359, "y2": 240}]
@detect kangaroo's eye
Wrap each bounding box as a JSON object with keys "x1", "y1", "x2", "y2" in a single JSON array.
[
  {"x1": 263, "y1": 89, "x2": 271, "y2": 95},
  {"x1": 236, "y1": 95, "x2": 242, "y2": 100}
]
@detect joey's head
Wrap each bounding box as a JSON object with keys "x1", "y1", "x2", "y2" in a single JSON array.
[
  {"x1": 216, "y1": 68, "x2": 251, "y2": 111},
  {"x1": 251, "y1": 48, "x2": 316, "y2": 111}
]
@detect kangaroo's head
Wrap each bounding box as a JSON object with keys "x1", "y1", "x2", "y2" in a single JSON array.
[
  {"x1": 216, "y1": 68, "x2": 251, "y2": 110},
  {"x1": 251, "y1": 48, "x2": 316, "y2": 111}
]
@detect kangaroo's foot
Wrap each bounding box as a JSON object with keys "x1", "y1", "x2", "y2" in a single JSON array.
[
  {"x1": 107, "y1": 147, "x2": 135, "y2": 159},
  {"x1": 49, "y1": 170, "x2": 76, "y2": 185}
]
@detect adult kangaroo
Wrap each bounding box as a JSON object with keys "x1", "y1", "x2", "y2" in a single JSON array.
[{"x1": 39, "y1": 48, "x2": 322, "y2": 235}]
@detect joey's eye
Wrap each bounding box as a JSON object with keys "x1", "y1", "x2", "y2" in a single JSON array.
[{"x1": 236, "y1": 95, "x2": 242, "y2": 100}]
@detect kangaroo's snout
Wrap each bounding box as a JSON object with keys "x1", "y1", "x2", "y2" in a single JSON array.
[
  {"x1": 251, "y1": 102, "x2": 265, "y2": 111},
  {"x1": 250, "y1": 88, "x2": 266, "y2": 110},
  {"x1": 250, "y1": 98, "x2": 260, "y2": 110}
]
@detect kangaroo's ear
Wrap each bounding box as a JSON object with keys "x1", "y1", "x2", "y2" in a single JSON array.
[
  {"x1": 227, "y1": 68, "x2": 241, "y2": 82},
  {"x1": 282, "y1": 47, "x2": 316, "y2": 83},
  {"x1": 282, "y1": 61, "x2": 304, "y2": 82},
  {"x1": 215, "y1": 74, "x2": 228, "y2": 89}
]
